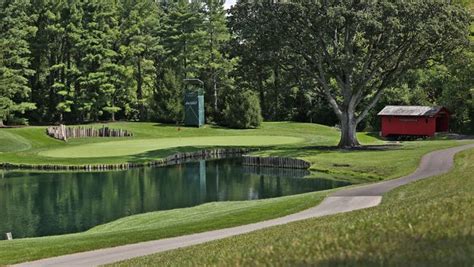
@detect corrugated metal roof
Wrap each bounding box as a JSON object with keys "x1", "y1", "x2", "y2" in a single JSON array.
[{"x1": 377, "y1": 106, "x2": 444, "y2": 116}]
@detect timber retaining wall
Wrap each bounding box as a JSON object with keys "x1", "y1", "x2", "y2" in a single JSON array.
[
  {"x1": 0, "y1": 148, "x2": 251, "y2": 171},
  {"x1": 46, "y1": 125, "x2": 133, "y2": 141},
  {"x1": 1, "y1": 150, "x2": 312, "y2": 172},
  {"x1": 242, "y1": 156, "x2": 311, "y2": 169}
]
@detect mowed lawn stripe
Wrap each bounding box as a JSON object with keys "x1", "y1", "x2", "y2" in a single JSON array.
[
  {"x1": 38, "y1": 136, "x2": 305, "y2": 158},
  {"x1": 0, "y1": 130, "x2": 32, "y2": 153}
]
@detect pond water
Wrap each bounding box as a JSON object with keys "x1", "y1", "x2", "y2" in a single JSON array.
[{"x1": 0, "y1": 158, "x2": 350, "y2": 239}]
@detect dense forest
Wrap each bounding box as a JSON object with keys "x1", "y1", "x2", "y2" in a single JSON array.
[{"x1": 1, "y1": 0, "x2": 473, "y2": 136}]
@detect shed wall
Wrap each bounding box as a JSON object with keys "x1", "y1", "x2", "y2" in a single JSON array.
[{"x1": 381, "y1": 116, "x2": 437, "y2": 137}]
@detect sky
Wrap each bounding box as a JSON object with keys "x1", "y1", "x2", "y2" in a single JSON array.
[{"x1": 225, "y1": 0, "x2": 236, "y2": 9}]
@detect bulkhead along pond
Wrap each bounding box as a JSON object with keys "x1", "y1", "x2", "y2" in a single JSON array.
[{"x1": 0, "y1": 158, "x2": 350, "y2": 238}]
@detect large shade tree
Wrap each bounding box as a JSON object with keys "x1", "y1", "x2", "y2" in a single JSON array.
[{"x1": 255, "y1": 0, "x2": 470, "y2": 147}]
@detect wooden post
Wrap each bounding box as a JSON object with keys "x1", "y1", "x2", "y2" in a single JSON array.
[{"x1": 5, "y1": 232, "x2": 12, "y2": 240}]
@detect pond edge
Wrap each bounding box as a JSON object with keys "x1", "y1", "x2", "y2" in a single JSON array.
[{"x1": 0, "y1": 148, "x2": 311, "y2": 172}]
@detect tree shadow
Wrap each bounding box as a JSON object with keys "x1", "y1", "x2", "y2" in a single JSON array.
[
  {"x1": 126, "y1": 145, "x2": 259, "y2": 163},
  {"x1": 255, "y1": 144, "x2": 404, "y2": 159}
]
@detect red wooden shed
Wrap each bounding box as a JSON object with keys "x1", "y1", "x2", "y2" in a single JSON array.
[{"x1": 378, "y1": 106, "x2": 450, "y2": 137}]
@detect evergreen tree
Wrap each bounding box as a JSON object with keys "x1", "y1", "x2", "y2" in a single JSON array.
[
  {"x1": 161, "y1": 0, "x2": 206, "y2": 78},
  {"x1": 223, "y1": 90, "x2": 262, "y2": 129},
  {"x1": 154, "y1": 0, "x2": 206, "y2": 122},
  {"x1": 201, "y1": 0, "x2": 234, "y2": 119},
  {"x1": 0, "y1": 0, "x2": 37, "y2": 126},
  {"x1": 75, "y1": 0, "x2": 119, "y2": 121},
  {"x1": 118, "y1": 0, "x2": 161, "y2": 120},
  {"x1": 228, "y1": 2, "x2": 301, "y2": 121},
  {"x1": 152, "y1": 68, "x2": 183, "y2": 122}
]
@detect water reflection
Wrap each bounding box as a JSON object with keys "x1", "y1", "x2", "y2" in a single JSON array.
[{"x1": 0, "y1": 159, "x2": 349, "y2": 238}]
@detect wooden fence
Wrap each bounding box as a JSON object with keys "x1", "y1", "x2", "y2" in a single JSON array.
[
  {"x1": 242, "y1": 156, "x2": 311, "y2": 169},
  {"x1": 46, "y1": 124, "x2": 133, "y2": 141}
]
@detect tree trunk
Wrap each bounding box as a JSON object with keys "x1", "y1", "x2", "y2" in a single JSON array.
[
  {"x1": 213, "y1": 75, "x2": 218, "y2": 114},
  {"x1": 338, "y1": 110, "x2": 360, "y2": 148},
  {"x1": 136, "y1": 57, "x2": 144, "y2": 120},
  {"x1": 0, "y1": 119, "x2": 4, "y2": 128}
]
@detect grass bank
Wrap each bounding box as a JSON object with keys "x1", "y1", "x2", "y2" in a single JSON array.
[
  {"x1": 0, "y1": 191, "x2": 326, "y2": 265},
  {"x1": 0, "y1": 123, "x2": 468, "y2": 264},
  {"x1": 0, "y1": 122, "x2": 460, "y2": 181},
  {"x1": 112, "y1": 148, "x2": 474, "y2": 266}
]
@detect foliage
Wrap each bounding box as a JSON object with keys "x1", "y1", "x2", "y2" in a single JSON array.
[
  {"x1": 228, "y1": 2, "x2": 305, "y2": 121},
  {"x1": 270, "y1": 0, "x2": 469, "y2": 147},
  {"x1": 0, "y1": 0, "x2": 472, "y2": 137},
  {"x1": 223, "y1": 90, "x2": 263, "y2": 129},
  {"x1": 200, "y1": 0, "x2": 234, "y2": 120},
  {"x1": 151, "y1": 68, "x2": 183, "y2": 122},
  {"x1": 0, "y1": 0, "x2": 37, "y2": 126}
]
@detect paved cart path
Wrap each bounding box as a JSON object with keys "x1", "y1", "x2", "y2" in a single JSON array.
[{"x1": 15, "y1": 143, "x2": 474, "y2": 267}]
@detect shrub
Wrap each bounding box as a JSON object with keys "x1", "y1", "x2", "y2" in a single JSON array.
[{"x1": 222, "y1": 90, "x2": 263, "y2": 129}]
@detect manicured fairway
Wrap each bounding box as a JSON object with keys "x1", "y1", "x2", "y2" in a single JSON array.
[
  {"x1": 0, "y1": 122, "x2": 470, "y2": 265},
  {"x1": 39, "y1": 136, "x2": 305, "y2": 158},
  {"x1": 0, "y1": 130, "x2": 31, "y2": 152},
  {"x1": 0, "y1": 122, "x2": 461, "y2": 179},
  {"x1": 111, "y1": 148, "x2": 474, "y2": 266},
  {"x1": 0, "y1": 191, "x2": 326, "y2": 265}
]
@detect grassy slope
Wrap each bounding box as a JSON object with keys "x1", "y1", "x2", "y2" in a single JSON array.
[
  {"x1": 262, "y1": 140, "x2": 460, "y2": 181},
  {"x1": 0, "y1": 191, "x2": 325, "y2": 265},
  {"x1": 0, "y1": 122, "x2": 466, "y2": 265},
  {"x1": 0, "y1": 130, "x2": 32, "y2": 152},
  {"x1": 111, "y1": 148, "x2": 474, "y2": 267},
  {"x1": 0, "y1": 122, "x2": 458, "y2": 180},
  {"x1": 0, "y1": 122, "x2": 341, "y2": 165},
  {"x1": 39, "y1": 136, "x2": 304, "y2": 158}
]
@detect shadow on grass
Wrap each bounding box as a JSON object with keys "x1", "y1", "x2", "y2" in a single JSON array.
[
  {"x1": 151, "y1": 123, "x2": 228, "y2": 130},
  {"x1": 126, "y1": 145, "x2": 264, "y2": 163},
  {"x1": 364, "y1": 131, "x2": 384, "y2": 140},
  {"x1": 256, "y1": 144, "x2": 403, "y2": 159},
  {"x1": 123, "y1": 140, "x2": 403, "y2": 165}
]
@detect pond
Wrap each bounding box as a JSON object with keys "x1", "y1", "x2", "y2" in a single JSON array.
[{"x1": 0, "y1": 158, "x2": 350, "y2": 239}]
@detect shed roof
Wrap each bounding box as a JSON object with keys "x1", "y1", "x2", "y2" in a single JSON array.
[{"x1": 377, "y1": 106, "x2": 445, "y2": 117}]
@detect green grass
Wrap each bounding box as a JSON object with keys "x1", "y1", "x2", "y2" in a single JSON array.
[
  {"x1": 258, "y1": 140, "x2": 460, "y2": 181},
  {"x1": 0, "y1": 122, "x2": 468, "y2": 265},
  {"x1": 110, "y1": 148, "x2": 474, "y2": 267},
  {"x1": 39, "y1": 136, "x2": 304, "y2": 158},
  {"x1": 0, "y1": 122, "x2": 344, "y2": 165},
  {"x1": 0, "y1": 122, "x2": 460, "y2": 180},
  {"x1": 0, "y1": 130, "x2": 31, "y2": 153},
  {"x1": 0, "y1": 191, "x2": 326, "y2": 265}
]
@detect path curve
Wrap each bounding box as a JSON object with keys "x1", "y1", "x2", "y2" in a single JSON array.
[{"x1": 15, "y1": 143, "x2": 474, "y2": 267}]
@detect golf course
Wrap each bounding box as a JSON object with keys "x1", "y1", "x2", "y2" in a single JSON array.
[
  {"x1": 1, "y1": 0, "x2": 473, "y2": 265},
  {"x1": 0, "y1": 122, "x2": 460, "y2": 180},
  {"x1": 0, "y1": 122, "x2": 472, "y2": 265}
]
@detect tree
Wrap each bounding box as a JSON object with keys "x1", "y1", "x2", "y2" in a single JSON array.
[
  {"x1": 0, "y1": 0, "x2": 37, "y2": 126},
  {"x1": 74, "y1": 0, "x2": 120, "y2": 122},
  {"x1": 152, "y1": 68, "x2": 183, "y2": 122},
  {"x1": 118, "y1": 0, "x2": 161, "y2": 120},
  {"x1": 160, "y1": 0, "x2": 206, "y2": 78},
  {"x1": 201, "y1": 0, "x2": 234, "y2": 118},
  {"x1": 154, "y1": 0, "x2": 206, "y2": 123},
  {"x1": 228, "y1": 2, "x2": 303, "y2": 121},
  {"x1": 265, "y1": 1, "x2": 470, "y2": 147},
  {"x1": 223, "y1": 90, "x2": 262, "y2": 129}
]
